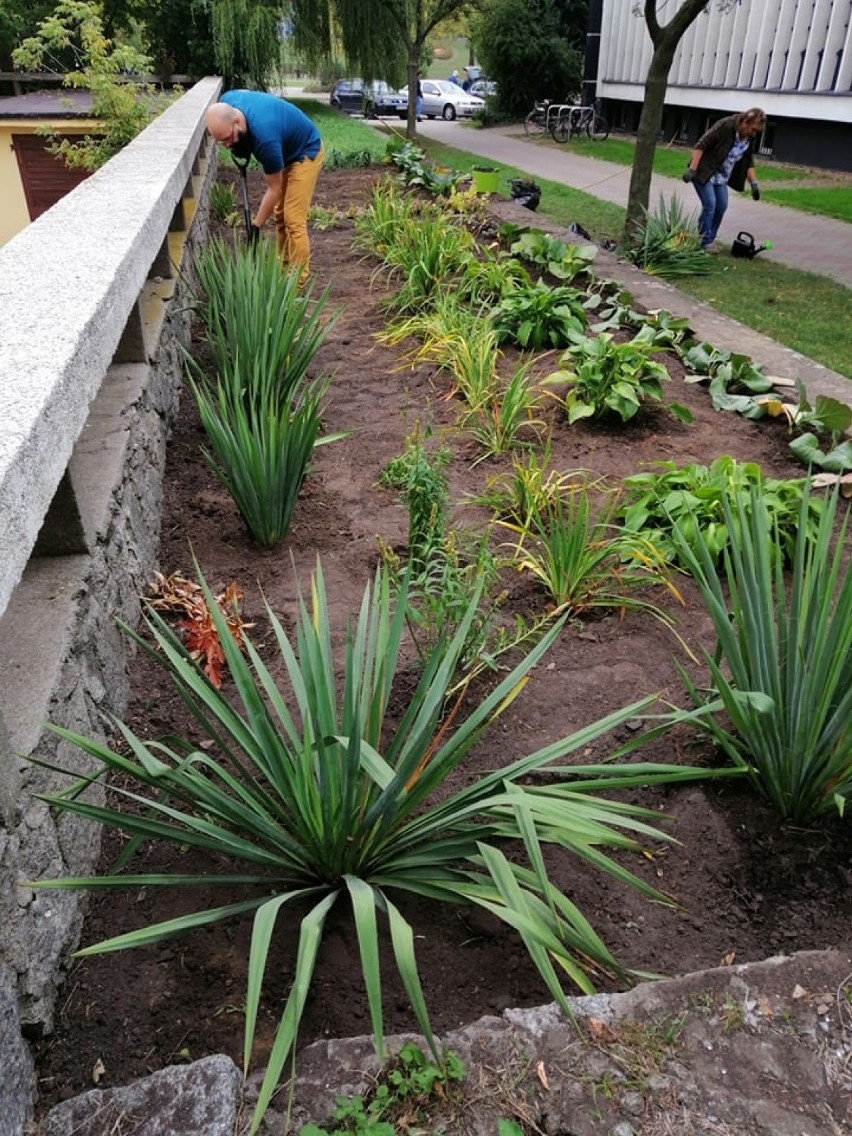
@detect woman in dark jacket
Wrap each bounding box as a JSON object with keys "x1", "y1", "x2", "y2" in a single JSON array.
[{"x1": 683, "y1": 108, "x2": 766, "y2": 250}]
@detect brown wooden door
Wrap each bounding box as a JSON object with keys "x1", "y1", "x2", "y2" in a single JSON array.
[{"x1": 11, "y1": 133, "x2": 92, "y2": 220}]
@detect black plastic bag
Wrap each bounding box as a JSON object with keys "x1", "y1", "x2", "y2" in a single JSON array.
[{"x1": 510, "y1": 178, "x2": 541, "y2": 211}]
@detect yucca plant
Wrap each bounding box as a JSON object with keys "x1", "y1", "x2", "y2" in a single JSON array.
[
  {"x1": 625, "y1": 195, "x2": 711, "y2": 278},
  {"x1": 674, "y1": 485, "x2": 852, "y2": 821},
  {"x1": 501, "y1": 482, "x2": 679, "y2": 619},
  {"x1": 31, "y1": 561, "x2": 713, "y2": 1134},
  {"x1": 191, "y1": 239, "x2": 335, "y2": 406}
]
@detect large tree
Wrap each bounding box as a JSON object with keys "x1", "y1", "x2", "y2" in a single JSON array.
[
  {"x1": 623, "y1": 0, "x2": 737, "y2": 244},
  {"x1": 293, "y1": 0, "x2": 477, "y2": 135},
  {"x1": 473, "y1": 0, "x2": 586, "y2": 118}
]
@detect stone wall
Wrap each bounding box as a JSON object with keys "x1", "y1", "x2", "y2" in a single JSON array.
[{"x1": 0, "y1": 78, "x2": 219, "y2": 1134}]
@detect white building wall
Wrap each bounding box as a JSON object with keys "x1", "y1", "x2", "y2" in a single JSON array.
[{"x1": 597, "y1": 0, "x2": 852, "y2": 124}]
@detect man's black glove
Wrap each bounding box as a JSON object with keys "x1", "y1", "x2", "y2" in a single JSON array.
[
  {"x1": 248, "y1": 223, "x2": 261, "y2": 247},
  {"x1": 751, "y1": 182, "x2": 761, "y2": 201},
  {"x1": 682, "y1": 167, "x2": 696, "y2": 183}
]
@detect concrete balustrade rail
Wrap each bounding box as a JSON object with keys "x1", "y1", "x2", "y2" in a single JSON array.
[{"x1": 0, "y1": 76, "x2": 220, "y2": 1133}]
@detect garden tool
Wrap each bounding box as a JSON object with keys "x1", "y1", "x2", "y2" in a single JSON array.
[
  {"x1": 731, "y1": 231, "x2": 773, "y2": 259},
  {"x1": 232, "y1": 153, "x2": 253, "y2": 244}
]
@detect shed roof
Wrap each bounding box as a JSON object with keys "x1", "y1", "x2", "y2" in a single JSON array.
[{"x1": 0, "y1": 90, "x2": 94, "y2": 119}]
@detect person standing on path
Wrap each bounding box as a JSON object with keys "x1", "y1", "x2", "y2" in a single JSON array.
[
  {"x1": 682, "y1": 108, "x2": 765, "y2": 250},
  {"x1": 205, "y1": 90, "x2": 324, "y2": 282}
]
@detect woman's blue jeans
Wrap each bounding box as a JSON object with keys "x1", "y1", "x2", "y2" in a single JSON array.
[{"x1": 693, "y1": 180, "x2": 728, "y2": 247}]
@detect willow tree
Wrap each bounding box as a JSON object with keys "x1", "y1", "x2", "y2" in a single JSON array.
[
  {"x1": 623, "y1": 0, "x2": 738, "y2": 245},
  {"x1": 293, "y1": 0, "x2": 479, "y2": 135},
  {"x1": 209, "y1": 0, "x2": 281, "y2": 88}
]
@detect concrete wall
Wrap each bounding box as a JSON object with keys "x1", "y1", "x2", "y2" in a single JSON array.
[{"x1": 0, "y1": 76, "x2": 220, "y2": 1134}]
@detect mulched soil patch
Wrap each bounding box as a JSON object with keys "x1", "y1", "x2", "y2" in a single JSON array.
[{"x1": 33, "y1": 165, "x2": 852, "y2": 1113}]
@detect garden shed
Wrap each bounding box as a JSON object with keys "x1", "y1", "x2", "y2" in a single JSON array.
[{"x1": 0, "y1": 89, "x2": 96, "y2": 246}]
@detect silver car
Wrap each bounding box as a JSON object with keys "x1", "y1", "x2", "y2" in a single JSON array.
[{"x1": 416, "y1": 79, "x2": 485, "y2": 120}]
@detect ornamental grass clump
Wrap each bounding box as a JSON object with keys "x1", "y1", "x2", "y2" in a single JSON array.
[
  {"x1": 674, "y1": 485, "x2": 852, "y2": 821},
  {"x1": 31, "y1": 561, "x2": 714, "y2": 1134},
  {"x1": 186, "y1": 240, "x2": 341, "y2": 546}
]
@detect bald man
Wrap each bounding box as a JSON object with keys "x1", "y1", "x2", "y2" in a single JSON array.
[{"x1": 206, "y1": 90, "x2": 324, "y2": 281}]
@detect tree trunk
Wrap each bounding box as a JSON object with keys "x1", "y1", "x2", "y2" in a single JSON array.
[
  {"x1": 622, "y1": 0, "x2": 716, "y2": 247},
  {"x1": 622, "y1": 44, "x2": 677, "y2": 245}
]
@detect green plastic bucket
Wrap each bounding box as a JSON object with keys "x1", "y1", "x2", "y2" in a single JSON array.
[{"x1": 471, "y1": 166, "x2": 499, "y2": 194}]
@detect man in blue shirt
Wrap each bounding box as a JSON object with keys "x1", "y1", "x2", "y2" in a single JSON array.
[{"x1": 206, "y1": 90, "x2": 324, "y2": 281}]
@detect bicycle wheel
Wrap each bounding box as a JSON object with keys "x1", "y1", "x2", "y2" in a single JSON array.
[
  {"x1": 551, "y1": 114, "x2": 572, "y2": 144},
  {"x1": 524, "y1": 110, "x2": 547, "y2": 138},
  {"x1": 587, "y1": 113, "x2": 609, "y2": 142}
]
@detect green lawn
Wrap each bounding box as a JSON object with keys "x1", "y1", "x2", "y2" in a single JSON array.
[
  {"x1": 763, "y1": 186, "x2": 852, "y2": 223},
  {"x1": 297, "y1": 104, "x2": 852, "y2": 381},
  {"x1": 564, "y1": 135, "x2": 809, "y2": 184}
]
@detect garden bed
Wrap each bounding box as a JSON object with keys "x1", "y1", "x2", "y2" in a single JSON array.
[{"x1": 34, "y1": 165, "x2": 852, "y2": 1113}]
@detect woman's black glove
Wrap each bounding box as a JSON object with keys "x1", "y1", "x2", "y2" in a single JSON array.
[
  {"x1": 751, "y1": 182, "x2": 761, "y2": 201},
  {"x1": 682, "y1": 168, "x2": 696, "y2": 183}
]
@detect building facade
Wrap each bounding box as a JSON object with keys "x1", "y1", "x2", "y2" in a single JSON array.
[{"x1": 592, "y1": 0, "x2": 852, "y2": 171}]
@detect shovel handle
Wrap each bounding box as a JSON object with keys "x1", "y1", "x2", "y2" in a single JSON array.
[{"x1": 232, "y1": 155, "x2": 252, "y2": 239}]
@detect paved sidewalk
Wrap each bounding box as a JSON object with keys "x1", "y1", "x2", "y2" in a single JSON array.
[{"x1": 413, "y1": 120, "x2": 852, "y2": 290}]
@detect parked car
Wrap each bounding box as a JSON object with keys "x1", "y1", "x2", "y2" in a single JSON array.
[
  {"x1": 329, "y1": 78, "x2": 364, "y2": 114},
  {"x1": 362, "y1": 80, "x2": 407, "y2": 118},
  {"x1": 469, "y1": 78, "x2": 497, "y2": 98},
  {"x1": 398, "y1": 79, "x2": 485, "y2": 121}
]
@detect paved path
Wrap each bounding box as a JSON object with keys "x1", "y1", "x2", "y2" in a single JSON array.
[{"x1": 412, "y1": 120, "x2": 852, "y2": 290}]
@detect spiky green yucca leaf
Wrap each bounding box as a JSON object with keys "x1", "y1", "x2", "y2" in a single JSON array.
[
  {"x1": 674, "y1": 485, "x2": 852, "y2": 820},
  {"x1": 31, "y1": 562, "x2": 720, "y2": 1134}
]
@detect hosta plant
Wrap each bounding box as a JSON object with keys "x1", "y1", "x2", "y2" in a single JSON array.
[
  {"x1": 674, "y1": 485, "x2": 852, "y2": 821},
  {"x1": 507, "y1": 229, "x2": 597, "y2": 283},
  {"x1": 546, "y1": 333, "x2": 692, "y2": 424},
  {"x1": 490, "y1": 279, "x2": 586, "y2": 350},
  {"x1": 619, "y1": 457, "x2": 816, "y2": 568},
  {"x1": 29, "y1": 563, "x2": 711, "y2": 1134}
]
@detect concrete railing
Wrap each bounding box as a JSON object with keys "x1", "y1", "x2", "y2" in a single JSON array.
[{"x1": 0, "y1": 76, "x2": 220, "y2": 1134}]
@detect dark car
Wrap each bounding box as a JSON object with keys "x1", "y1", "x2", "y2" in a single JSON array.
[
  {"x1": 329, "y1": 78, "x2": 364, "y2": 113},
  {"x1": 362, "y1": 80, "x2": 407, "y2": 118}
]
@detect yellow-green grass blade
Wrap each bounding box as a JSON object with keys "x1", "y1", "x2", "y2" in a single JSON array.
[{"x1": 385, "y1": 897, "x2": 439, "y2": 1060}]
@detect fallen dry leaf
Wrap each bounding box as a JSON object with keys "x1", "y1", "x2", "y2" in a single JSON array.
[
  {"x1": 585, "y1": 1016, "x2": 616, "y2": 1042},
  {"x1": 536, "y1": 1060, "x2": 549, "y2": 1090},
  {"x1": 722, "y1": 951, "x2": 736, "y2": 967},
  {"x1": 92, "y1": 1057, "x2": 106, "y2": 1085}
]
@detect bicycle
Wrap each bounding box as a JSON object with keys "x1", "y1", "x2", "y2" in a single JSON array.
[
  {"x1": 523, "y1": 99, "x2": 553, "y2": 138},
  {"x1": 551, "y1": 101, "x2": 610, "y2": 144}
]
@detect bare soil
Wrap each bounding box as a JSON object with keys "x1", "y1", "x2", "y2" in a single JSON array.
[{"x1": 33, "y1": 165, "x2": 852, "y2": 1115}]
